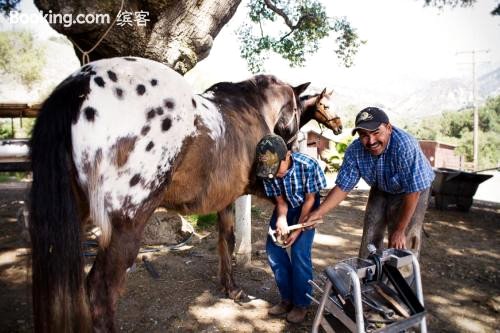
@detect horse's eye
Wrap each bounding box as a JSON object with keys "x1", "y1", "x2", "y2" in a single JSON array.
[{"x1": 324, "y1": 106, "x2": 330, "y2": 110}]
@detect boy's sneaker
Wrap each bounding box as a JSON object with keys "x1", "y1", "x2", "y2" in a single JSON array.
[{"x1": 268, "y1": 300, "x2": 293, "y2": 316}]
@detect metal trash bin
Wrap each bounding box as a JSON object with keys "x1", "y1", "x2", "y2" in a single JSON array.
[{"x1": 432, "y1": 168, "x2": 492, "y2": 212}]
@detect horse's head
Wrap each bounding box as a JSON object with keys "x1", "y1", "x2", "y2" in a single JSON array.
[
  {"x1": 204, "y1": 75, "x2": 309, "y2": 147},
  {"x1": 251, "y1": 75, "x2": 310, "y2": 147},
  {"x1": 301, "y1": 88, "x2": 342, "y2": 135}
]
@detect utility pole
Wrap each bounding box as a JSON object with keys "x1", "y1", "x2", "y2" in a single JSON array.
[{"x1": 456, "y1": 49, "x2": 490, "y2": 171}]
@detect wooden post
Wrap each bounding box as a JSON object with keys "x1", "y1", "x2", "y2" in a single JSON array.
[{"x1": 235, "y1": 195, "x2": 251, "y2": 265}]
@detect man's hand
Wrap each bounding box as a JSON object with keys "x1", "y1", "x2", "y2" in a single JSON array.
[
  {"x1": 284, "y1": 229, "x2": 301, "y2": 247},
  {"x1": 303, "y1": 210, "x2": 322, "y2": 226},
  {"x1": 389, "y1": 229, "x2": 406, "y2": 249}
]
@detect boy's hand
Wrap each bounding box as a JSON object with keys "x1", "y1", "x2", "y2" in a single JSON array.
[{"x1": 276, "y1": 216, "x2": 289, "y2": 236}]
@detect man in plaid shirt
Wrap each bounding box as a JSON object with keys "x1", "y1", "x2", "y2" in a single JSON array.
[
  {"x1": 255, "y1": 134, "x2": 327, "y2": 324},
  {"x1": 306, "y1": 107, "x2": 434, "y2": 258}
]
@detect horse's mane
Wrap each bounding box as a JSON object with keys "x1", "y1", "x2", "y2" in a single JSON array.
[{"x1": 203, "y1": 75, "x2": 280, "y2": 112}]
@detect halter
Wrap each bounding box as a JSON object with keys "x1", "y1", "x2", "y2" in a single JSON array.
[{"x1": 315, "y1": 102, "x2": 340, "y2": 125}]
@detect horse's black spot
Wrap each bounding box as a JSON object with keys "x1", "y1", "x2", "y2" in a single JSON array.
[
  {"x1": 161, "y1": 117, "x2": 172, "y2": 131},
  {"x1": 146, "y1": 141, "x2": 154, "y2": 151},
  {"x1": 84, "y1": 107, "x2": 97, "y2": 122},
  {"x1": 151, "y1": 79, "x2": 158, "y2": 86},
  {"x1": 164, "y1": 99, "x2": 175, "y2": 110},
  {"x1": 146, "y1": 109, "x2": 155, "y2": 120},
  {"x1": 141, "y1": 125, "x2": 150, "y2": 136},
  {"x1": 202, "y1": 103, "x2": 208, "y2": 109},
  {"x1": 129, "y1": 174, "x2": 141, "y2": 187},
  {"x1": 107, "y1": 70, "x2": 118, "y2": 82},
  {"x1": 94, "y1": 76, "x2": 105, "y2": 87},
  {"x1": 192, "y1": 98, "x2": 197, "y2": 108},
  {"x1": 115, "y1": 88, "x2": 124, "y2": 99},
  {"x1": 89, "y1": 70, "x2": 97, "y2": 75},
  {"x1": 156, "y1": 107, "x2": 164, "y2": 116},
  {"x1": 124, "y1": 57, "x2": 137, "y2": 61},
  {"x1": 136, "y1": 84, "x2": 146, "y2": 96}
]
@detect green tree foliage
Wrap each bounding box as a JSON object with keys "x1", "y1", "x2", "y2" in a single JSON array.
[
  {"x1": 0, "y1": 121, "x2": 13, "y2": 139},
  {"x1": 238, "y1": 0, "x2": 364, "y2": 73},
  {"x1": 322, "y1": 135, "x2": 354, "y2": 172},
  {"x1": 0, "y1": 30, "x2": 46, "y2": 87},
  {"x1": 408, "y1": 96, "x2": 500, "y2": 169}
]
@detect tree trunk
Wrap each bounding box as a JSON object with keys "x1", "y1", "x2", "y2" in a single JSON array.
[{"x1": 34, "y1": 0, "x2": 242, "y2": 74}]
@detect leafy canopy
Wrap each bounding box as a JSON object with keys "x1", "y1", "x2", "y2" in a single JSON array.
[{"x1": 238, "y1": 0, "x2": 364, "y2": 73}]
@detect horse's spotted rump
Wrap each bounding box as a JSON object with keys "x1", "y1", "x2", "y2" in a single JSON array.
[
  {"x1": 137, "y1": 84, "x2": 146, "y2": 96},
  {"x1": 84, "y1": 107, "x2": 97, "y2": 122},
  {"x1": 161, "y1": 117, "x2": 172, "y2": 131},
  {"x1": 107, "y1": 70, "x2": 118, "y2": 82},
  {"x1": 94, "y1": 77, "x2": 105, "y2": 87},
  {"x1": 71, "y1": 57, "x2": 225, "y2": 238}
]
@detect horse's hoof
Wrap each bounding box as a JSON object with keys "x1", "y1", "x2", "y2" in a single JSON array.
[{"x1": 228, "y1": 288, "x2": 247, "y2": 300}]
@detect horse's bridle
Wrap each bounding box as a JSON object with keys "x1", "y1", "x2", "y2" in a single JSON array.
[{"x1": 315, "y1": 102, "x2": 340, "y2": 125}]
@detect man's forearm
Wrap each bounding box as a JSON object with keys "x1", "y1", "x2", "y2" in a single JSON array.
[
  {"x1": 317, "y1": 186, "x2": 349, "y2": 216},
  {"x1": 299, "y1": 194, "x2": 316, "y2": 222}
]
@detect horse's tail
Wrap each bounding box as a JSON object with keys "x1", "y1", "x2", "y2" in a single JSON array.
[{"x1": 29, "y1": 74, "x2": 92, "y2": 333}]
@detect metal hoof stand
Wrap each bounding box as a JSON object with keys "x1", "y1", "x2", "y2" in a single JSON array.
[{"x1": 308, "y1": 247, "x2": 426, "y2": 333}]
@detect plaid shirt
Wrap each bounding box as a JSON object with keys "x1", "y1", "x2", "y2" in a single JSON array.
[
  {"x1": 336, "y1": 127, "x2": 435, "y2": 194},
  {"x1": 263, "y1": 152, "x2": 327, "y2": 208}
]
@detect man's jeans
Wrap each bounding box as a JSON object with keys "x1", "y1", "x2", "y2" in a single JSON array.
[
  {"x1": 266, "y1": 195, "x2": 320, "y2": 307},
  {"x1": 359, "y1": 187, "x2": 431, "y2": 259}
]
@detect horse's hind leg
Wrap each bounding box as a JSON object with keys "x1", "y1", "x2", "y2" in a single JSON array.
[
  {"x1": 217, "y1": 205, "x2": 245, "y2": 299},
  {"x1": 86, "y1": 216, "x2": 147, "y2": 332}
]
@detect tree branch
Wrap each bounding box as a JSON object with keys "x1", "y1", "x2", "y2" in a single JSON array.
[{"x1": 262, "y1": 0, "x2": 294, "y2": 28}]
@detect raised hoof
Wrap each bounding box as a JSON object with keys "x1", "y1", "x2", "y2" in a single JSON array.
[{"x1": 228, "y1": 287, "x2": 247, "y2": 300}]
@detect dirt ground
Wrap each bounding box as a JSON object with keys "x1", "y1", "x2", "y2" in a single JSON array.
[{"x1": 0, "y1": 181, "x2": 498, "y2": 333}]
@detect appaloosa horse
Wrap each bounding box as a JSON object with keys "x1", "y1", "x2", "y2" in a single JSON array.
[{"x1": 29, "y1": 56, "x2": 342, "y2": 332}]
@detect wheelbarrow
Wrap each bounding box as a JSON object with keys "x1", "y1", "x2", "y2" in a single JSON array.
[{"x1": 432, "y1": 167, "x2": 495, "y2": 211}]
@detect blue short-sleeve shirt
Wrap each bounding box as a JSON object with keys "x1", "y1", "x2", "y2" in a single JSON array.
[
  {"x1": 263, "y1": 152, "x2": 327, "y2": 208},
  {"x1": 336, "y1": 127, "x2": 435, "y2": 194}
]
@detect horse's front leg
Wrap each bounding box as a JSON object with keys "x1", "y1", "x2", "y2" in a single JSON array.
[
  {"x1": 217, "y1": 205, "x2": 245, "y2": 299},
  {"x1": 86, "y1": 219, "x2": 144, "y2": 333}
]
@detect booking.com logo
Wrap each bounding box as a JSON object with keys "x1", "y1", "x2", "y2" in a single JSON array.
[{"x1": 9, "y1": 10, "x2": 112, "y2": 27}]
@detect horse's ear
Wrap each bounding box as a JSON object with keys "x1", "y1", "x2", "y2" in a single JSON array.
[
  {"x1": 293, "y1": 82, "x2": 310, "y2": 96},
  {"x1": 327, "y1": 90, "x2": 334, "y2": 97},
  {"x1": 320, "y1": 88, "x2": 327, "y2": 97}
]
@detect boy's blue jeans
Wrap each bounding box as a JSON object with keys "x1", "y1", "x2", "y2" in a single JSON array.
[{"x1": 266, "y1": 194, "x2": 320, "y2": 308}]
